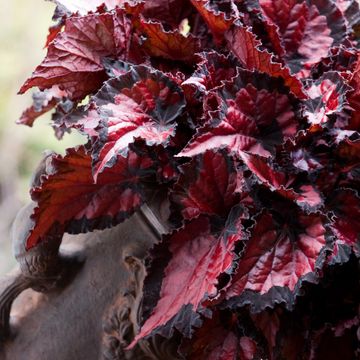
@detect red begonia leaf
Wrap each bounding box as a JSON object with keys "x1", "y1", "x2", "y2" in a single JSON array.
[
  {"x1": 328, "y1": 189, "x2": 360, "y2": 257},
  {"x1": 131, "y1": 207, "x2": 247, "y2": 343},
  {"x1": 225, "y1": 210, "x2": 328, "y2": 310},
  {"x1": 207, "y1": 332, "x2": 239, "y2": 360},
  {"x1": 186, "y1": 311, "x2": 259, "y2": 360},
  {"x1": 142, "y1": 0, "x2": 194, "y2": 27},
  {"x1": 239, "y1": 337, "x2": 258, "y2": 360},
  {"x1": 290, "y1": 148, "x2": 324, "y2": 172},
  {"x1": 19, "y1": 9, "x2": 135, "y2": 100},
  {"x1": 18, "y1": 86, "x2": 67, "y2": 127},
  {"x1": 251, "y1": 310, "x2": 281, "y2": 355},
  {"x1": 182, "y1": 51, "x2": 237, "y2": 93},
  {"x1": 335, "y1": 0, "x2": 360, "y2": 45},
  {"x1": 310, "y1": 325, "x2": 359, "y2": 360},
  {"x1": 179, "y1": 70, "x2": 299, "y2": 158},
  {"x1": 304, "y1": 72, "x2": 350, "y2": 126},
  {"x1": 225, "y1": 24, "x2": 307, "y2": 99},
  {"x1": 241, "y1": 153, "x2": 323, "y2": 211},
  {"x1": 171, "y1": 150, "x2": 244, "y2": 220},
  {"x1": 27, "y1": 145, "x2": 154, "y2": 249},
  {"x1": 190, "y1": 0, "x2": 236, "y2": 43},
  {"x1": 102, "y1": 58, "x2": 132, "y2": 77},
  {"x1": 45, "y1": 21, "x2": 64, "y2": 48},
  {"x1": 181, "y1": 52, "x2": 237, "y2": 127},
  {"x1": 86, "y1": 65, "x2": 185, "y2": 177},
  {"x1": 258, "y1": 0, "x2": 346, "y2": 76},
  {"x1": 139, "y1": 20, "x2": 201, "y2": 63},
  {"x1": 183, "y1": 311, "x2": 259, "y2": 360},
  {"x1": 347, "y1": 53, "x2": 360, "y2": 131},
  {"x1": 191, "y1": 329, "x2": 239, "y2": 360}
]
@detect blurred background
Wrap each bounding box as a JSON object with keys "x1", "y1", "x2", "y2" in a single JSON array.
[{"x1": 0, "y1": 0, "x2": 84, "y2": 275}]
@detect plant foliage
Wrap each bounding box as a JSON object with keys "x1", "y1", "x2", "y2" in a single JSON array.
[{"x1": 19, "y1": 0, "x2": 360, "y2": 358}]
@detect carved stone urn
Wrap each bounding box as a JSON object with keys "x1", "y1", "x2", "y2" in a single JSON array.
[{"x1": 0, "y1": 191, "x2": 180, "y2": 360}]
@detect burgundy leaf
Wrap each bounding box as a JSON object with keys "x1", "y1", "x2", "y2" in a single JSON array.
[
  {"x1": 184, "y1": 311, "x2": 258, "y2": 360},
  {"x1": 226, "y1": 211, "x2": 327, "y2": 302},
  {"x1": 139, "y1": 20, "x2": 201, "y2": 63},
  {"x1": 58, "y1": 104, "x2": 101, "y2": 138},
  {"x1": 335, "y1": 0, "x2": 360, "y2": 44},
  {"x1": 18, "y1": 86, "x2": 67, "y2": 127},
  {"x1": 19, "y1": 9, "x2": 136, "y2": 100},
  {"x1": 142, "y1": 0, "x2": 194, "y2": 27},
  {"x1": 171, "y1": 150, "x2": 244, "y2": 220},
  {"x1": 45, "y1": 22, "x2": 64, "y2": 48},
  {"x1": 304, "y1": 72, "x2": 350, "y2": 126},
  {"x1": 329, "y1": 189, "x2": 360, "y2": 257},
  {"x1": 206, "y1": 332, "x2": 238, "y2": 360},
  {"x1": 251, "y1": 310, "x2": 281, "y2": 355},
  {"x1": 290, "y1": 148, "x2": 324, "y2": 173},
  {"x1": 87, "y1": 65, "x2": 185, "y2": 177},
  {"x1": 182, "y1": 51, "x2": 237, "y2": 93},
  {"x1": 347, "y1": 54, "x2": 360, "y2": 131},
  {"x1": 258, "y1": 0, "x2": 346, "y2": 75},
  {"x1": 27, "y1": 145, "x2": 154, "y2": 249},
  {"x1": 102, "y1": 58, "x2": 132, "y2": 77},
  {"x1": 239, "y1": 337, "x2": 258, "y2": 360},
  {"x1": 184, "y1": 312, "x2": 257, "y2": 360},
  {"x1": 179, "y1": 71, "x2": 298, "y2": 158},
  {"x1": 190, "y1": 0, "x2": 236, "y2": 42},
  {"x1": 131, "y1": 208, "x2": 247, "y2": 344},
  {"x1": 241, "y1": 153, "x2": 323, "y2": 211},
  {"x1": 225, "y1": 24, "x2": 307, "y2": 99}
]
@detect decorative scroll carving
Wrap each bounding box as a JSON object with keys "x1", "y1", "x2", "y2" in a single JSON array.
[
  {"x1": 102, "y1": 255, "x2": 149, "y2": 360},
  {"x1": 0, "y1": 188, "x2": 176, "y2": 358},
  {"x1": 0, "y1": 272, "x2": 31, "y2": 340},
  {"x1": 101, "y1": 253, "x2": 183, "y2": 360}
]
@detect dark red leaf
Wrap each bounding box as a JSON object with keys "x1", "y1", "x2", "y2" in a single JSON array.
[
  {"x1": 190, "y1": 0, "x2": 236, "y2": 42},
  {"x1": 226, "y1": 211, "x2": 327, "y2": 303},
  {"x1": 347, "y1": 53, "x2": 360, "y2": 131},
  {"x1": 18, "y1": 86, "x2": 67, "y2": 127},
  {"x1": 142, "y1": 0, "x2": 194, "y2": 27},
  {"x1": 241, "y1": 153, "x2": 323, "y2": 211},
  {"x1": 329, "y1": 189, "x2": 360, "y2": 257},
  {"x1": 139, "y1": 20, "x2": 201, "y2": 63},
  {"x1": 131, "y1": 208, "x2": 247, "y2": 344},
  {"x1": 184, "y1": 313, "x2": 238, "y2": 360},
  {"x1": 184, "y1": 311, "x2": 258, "y2": 360},
  {"x1": 225, "y1": 24, "x2": 307, "y2": 99},
  {"x1": 251, "y1": 310, "x2": 281, "y2": 355},
  {"x1": 182, "y1": 51, "x2": 237, "y2": 93},
  {"x1": 45, "y1": 22, "x2": 64, "y2": 48},
  {"x1": 181, "y1": 52, "x2": 237, "y2": 127},
  {"x1": 179, "y1": 71, "x2": 299, "y2": 158},
  {"x1": 102, "y1": 58, "x2": 132, "y2": 77},
  {"x1": 19, "y1": 9, "x2": 135, "y2": 100},
  {"x1": 258, "y1": 0, "x2": 346, "y2": 76},
  {"x1": 239, "y1": 337, "x2": 257, "y2": 360},
  {"x1": 335, "y1": 0, "x2": 360, "y2": 45},
  {"x1": 305, "y1": 72, "x2": 350, "y2": 126},
  {"x1": 27, "y1": 145, "x2": 154, "y2": 249},
  {"x1": 58, "y1": 104, "x2": 101, "y2": 138},
  {"x1": 171, "y1": 150, "x2": 244, "y2": 220},
  {"x1": 86, "y1": 65, "x2": 185, "y2": 177},
  {"x1": 206, "y1": 332, "x2": 238, "y2": 360},
  {"x1": 290, "y1": 148, "x2": 324, "y2": 172}
]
